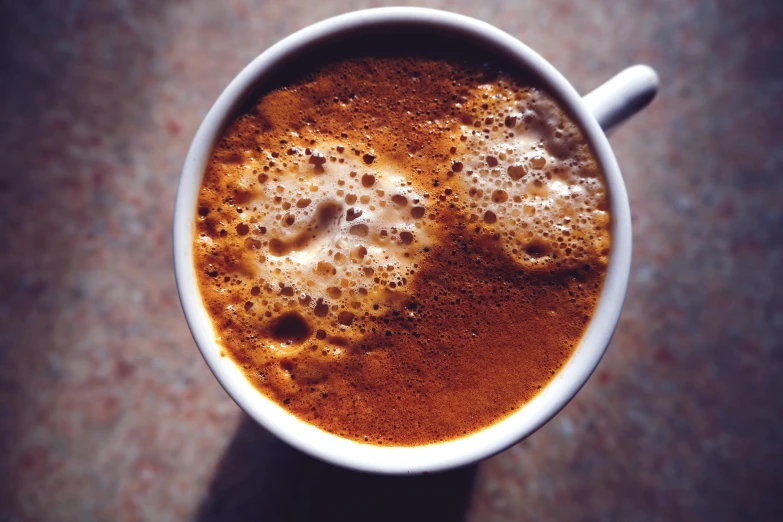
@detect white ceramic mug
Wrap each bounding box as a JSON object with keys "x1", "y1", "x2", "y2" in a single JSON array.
[{"x1": 173, "y1": 7, "x2": 658, "y2": 474}]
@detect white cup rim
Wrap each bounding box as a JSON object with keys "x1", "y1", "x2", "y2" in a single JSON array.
[{"x1": 173, "y1": 6, "x2": 631, "y2": 474}]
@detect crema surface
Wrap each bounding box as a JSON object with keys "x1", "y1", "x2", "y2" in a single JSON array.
[{"x1": 194, "y1": 54, "x2": 610, "y2": 445}]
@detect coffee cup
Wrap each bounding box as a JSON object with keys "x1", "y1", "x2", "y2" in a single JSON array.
[{"x1": 173, "y1": 7, "x2": 657, "y2": 474}]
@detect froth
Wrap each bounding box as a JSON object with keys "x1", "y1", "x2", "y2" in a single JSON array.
[
  {"x1": 196, "y1": 140, "x2": 437, "y2": 349},
  {"x1": 448, "y1": 86, "x2": 609, "y2": 271},
  {"x1": 194, "y1": 54, "x2": 610, "y2": 446}
]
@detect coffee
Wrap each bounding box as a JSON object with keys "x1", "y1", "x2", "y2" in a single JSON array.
[{"x1": 194, "y1": 44, "x2": 609, "y2": 446}]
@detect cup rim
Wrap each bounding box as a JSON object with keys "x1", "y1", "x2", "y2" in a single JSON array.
[{"x1": 173, "y1": 6, "x2": 631, "y2": 474}]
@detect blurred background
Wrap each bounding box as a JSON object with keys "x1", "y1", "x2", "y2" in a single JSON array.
[{"x1": 1, "y1": 0, "x2": 781, "y2": 520}]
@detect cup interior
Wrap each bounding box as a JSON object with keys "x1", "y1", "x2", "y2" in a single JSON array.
[{"x1": 173, "y1": 7, "x2": 631, "y2": 474}]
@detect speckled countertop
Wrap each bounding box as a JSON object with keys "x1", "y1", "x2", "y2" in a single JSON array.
[{"x1": 1, "y1": 0, "x2": 781, "y2": 520}]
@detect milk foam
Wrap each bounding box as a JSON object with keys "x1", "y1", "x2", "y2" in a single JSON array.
[
  {"x1": 194, "y1": 55, "x2": 612, "y2": 446},
  {"x1": 449, "y1": 86, "x2": 609, "y2": 269},
  {"x1": 197, "y1": 78, "x2": 608, "y2": 352},
  {"x1": 197, "y1": 141, "x2": 437, "y2": 349}
]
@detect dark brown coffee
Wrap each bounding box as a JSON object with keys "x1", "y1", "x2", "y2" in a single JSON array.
[{"x1": 193, "y1": 49, "x2": 609, "y2": 446}]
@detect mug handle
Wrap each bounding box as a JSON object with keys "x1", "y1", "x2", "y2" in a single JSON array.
[{"x1": 582, "y1": 65, "x2": 659, "y2": 133}]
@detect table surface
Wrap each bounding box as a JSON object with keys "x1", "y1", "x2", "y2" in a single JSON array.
[{"x1": 1, "y1": 0, "x2": 782, "y2": 520}]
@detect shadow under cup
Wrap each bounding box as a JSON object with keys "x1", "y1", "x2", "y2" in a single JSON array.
[{"x1": 174, "y1": 10, "x2": 631, "y2": 474}]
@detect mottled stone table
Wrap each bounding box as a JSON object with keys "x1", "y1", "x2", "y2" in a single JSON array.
[{"x1": 1, "y1": 0, "x2": 781, "y2": 520}]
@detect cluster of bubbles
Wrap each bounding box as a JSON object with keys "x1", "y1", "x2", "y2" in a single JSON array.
[
  {"x1": 196, "y1": 139, "x2": 438, "y2": 354},
  {"x1": 444, "y1": 82, "x2": 610, "y2": 272},
  {"x1": 194, "y1": 61, "x2": 611, "y2": 418}
]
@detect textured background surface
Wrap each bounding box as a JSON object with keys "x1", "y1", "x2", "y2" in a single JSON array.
[{"x1": 1, "y1": 0, "x2": 782, "y2": 520}]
